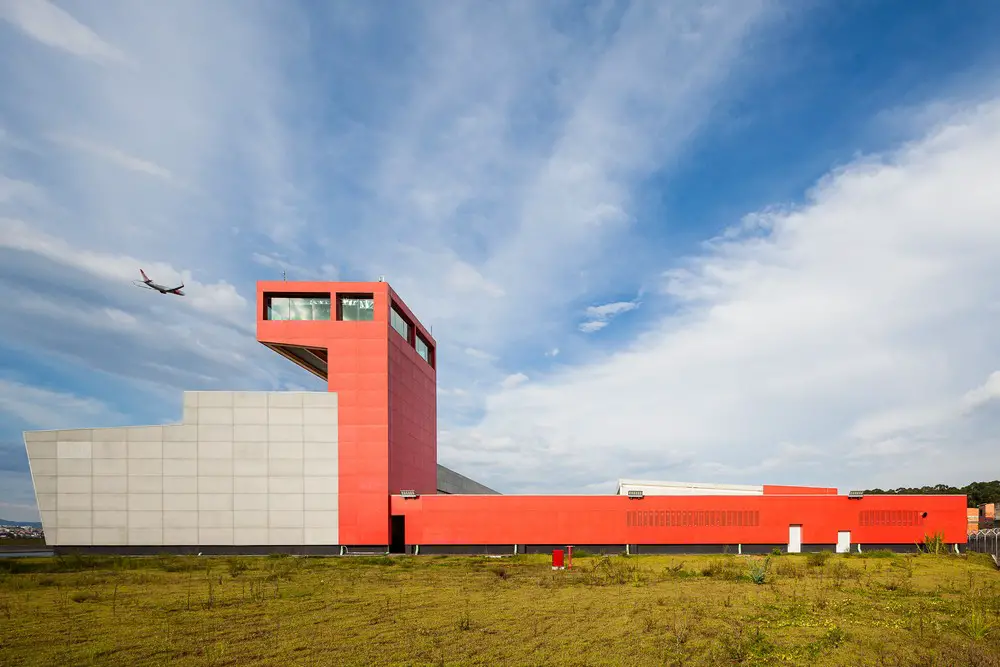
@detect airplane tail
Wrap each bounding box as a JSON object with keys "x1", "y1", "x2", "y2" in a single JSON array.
[{"x1": 140, "y1": 269, "x2": 151, "y2": 282}]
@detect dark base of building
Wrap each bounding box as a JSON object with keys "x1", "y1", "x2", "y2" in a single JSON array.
[{"x1": 52, "y1": 542, "x2": 962, "y2": 557}]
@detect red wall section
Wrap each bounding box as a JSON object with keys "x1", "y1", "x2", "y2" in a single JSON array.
[
  {"x1": 390, "y1": 494, "x2": 968, "y2": 546},
  {"x1": 763, "y1": 485, "x2": 838, "y2": 495},
  {"x1": 386, "y1": 285, "x2": 436, "y2": 496},
  {"x1": 387, "y1": 332, "x2": 437, "y2": 495}
]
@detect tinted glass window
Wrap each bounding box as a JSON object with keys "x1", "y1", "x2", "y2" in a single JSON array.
[
  {"x1": 390, "y1": 306, "x2": 410, "y2": 340},
  {"x1": 266, "y1": 296, "x2": 331, "y2": 320},
  {"x1": 416, "y1": 335, "x2": 431, "y2": 364},
  {"x1": 339, "y1": 295, "x2": 375, "y2": 321}
]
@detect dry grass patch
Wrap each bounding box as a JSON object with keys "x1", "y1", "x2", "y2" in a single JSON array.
[{"x1": 0, "y1": 551, "x2": 998, "y2": 665}]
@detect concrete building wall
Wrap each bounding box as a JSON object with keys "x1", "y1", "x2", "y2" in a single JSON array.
[{"x1": 23, "y1": 391, "x2": 339, "y2": 547}]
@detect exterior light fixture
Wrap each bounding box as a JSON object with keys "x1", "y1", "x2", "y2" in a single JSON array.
[
  {"x1": 627, "y1": 490, "x2": 644, "y2": 499},
  {"x1": 848, "y1": 491, "x2": 864, "y2": 499},
  {"x1": 400, "y1": 489, "x2": 418, "y2": 499}
]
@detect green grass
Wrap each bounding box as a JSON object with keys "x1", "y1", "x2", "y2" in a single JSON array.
[{"x1": 0, "y1": 551, "x2": 998, "y2": 665}]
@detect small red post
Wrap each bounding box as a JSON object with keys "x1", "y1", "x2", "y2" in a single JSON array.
[
  {"x1": 567, "y1": 545, "x2": 573, "y2": 570},
  {"x1": 552, "y1": 549, "x2": 564, "y2": 570}
]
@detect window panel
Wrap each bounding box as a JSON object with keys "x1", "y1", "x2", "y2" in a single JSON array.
[
  {"x1": 339, "y1": 295, "x2": 375, "y2": 321},
  {"x1": 416, "y1": 335, "x2": 431, "y2": 363},
  {"x1": 265, "y1": 296, "x2": 330, "y2": 321},
  {"x1": 267, "y1": 297, "x2": 290, "y2": 320},
  {"x1": 390, "y1": 305, "x2": 410, "y2": 340}
]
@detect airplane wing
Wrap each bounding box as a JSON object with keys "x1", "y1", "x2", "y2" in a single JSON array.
[{"x1": 167, "y1": 284, "x2": 185, "y2": 296}]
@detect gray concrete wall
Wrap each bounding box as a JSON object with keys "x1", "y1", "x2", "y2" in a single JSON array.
[
  {"x1": 23, "y1": 391, "x2": 339, "y2": 547},
  {"x1": 436, "y1": 464, "x2": 499, "y2": 495}
]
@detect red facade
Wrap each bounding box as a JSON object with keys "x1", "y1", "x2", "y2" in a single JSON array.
[
  {"x1": 258, "y1": 280, "x2": 968, "y2": 552},
  {"x1": 386, "y1": 293, "x2": 437, "y2": 498},
  {"x1": 390, "y1": 493, "x2": 967, "y2": 547},
  {"x1": 257, "y1": 281, "x2": 436, "y2": 546}
]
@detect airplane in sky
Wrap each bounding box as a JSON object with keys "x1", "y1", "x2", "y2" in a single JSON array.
[{"x1": 134, "y1": 269, "x2": 184, "y2": 296}]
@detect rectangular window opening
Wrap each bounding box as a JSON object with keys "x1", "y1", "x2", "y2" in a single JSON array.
[
  {"x1": 265, "y1": 294, "x2": 331, "y2": 321},
  {"x1": 390, "y1": 303, "x2": 411, "y2": 341},
  {"x1": 416, "y1": 333, "x2": 434, "y2": 367},
  {"x1": 337, "y1": 293, "x2": 375, "y2": 321}
]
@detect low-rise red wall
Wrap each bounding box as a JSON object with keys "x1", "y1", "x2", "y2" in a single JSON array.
[{"x1": 390, "y1": 494, "x2": 967, "y2": 546}]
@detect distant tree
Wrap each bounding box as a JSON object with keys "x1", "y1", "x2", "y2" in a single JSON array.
[{"x1": 861, "y1": 480, "x2": 1000, "y2": 508}]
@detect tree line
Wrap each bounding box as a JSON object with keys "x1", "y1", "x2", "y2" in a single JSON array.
[{"x1": 861, "y1": 480, "x2": 1000, "y2": 508}]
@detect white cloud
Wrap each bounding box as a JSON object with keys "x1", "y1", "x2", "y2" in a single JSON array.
[
  {"x1": 0, "y1": 218, "x2": 301, "y2": 401},
  {"x1": 500, "y1": 373, "x2": 528, "y2": 390},
  {"x1": 51, "y1": 135, "x2": 173, "y2": 180},
  {"x1": 0, "y1": 218, "x2": 248, "y2": 324},
  {"x1": 335, "y1": 0, "x2": 774, "y2": 356},
  {"x1": 580, "y1": 300, "x2": 640, "y2": 333},
  {"x1": 0, "y1": 378, "x2": 123, "y2": 429},
  {"x1": 579, "y1": 320, "x2": 608, "y2": 333},
  {"x1": 585, "y1": 302, "x2": 640, "y2": 320},
  {"x1": 102, "y1": 307, "x2": 138, "y2": 329},
  {"x1": 0, "y1": 0, "x2": 128, "y2": 64},
  {"x1": 849, "y1": 370, "x2": 1000, "y2": 443},
  {"x1": 546, "y1": 348, "x2": 560, "y2": 357},
  {"x1": 0, "y1": 175, "x2": 43, "y2": 205},
  {"x1": 251, "y1": 252, "x2": 339, "y2": 282},
  {"x1": 464, "y1": 347, "x2": 497, "y2": 362},
  {"x1": 445, "y1": 99, "x2": 1000, "y2": 493},
  {"x1": 961, "y1": 370, "x2": 1000, "y2": 410}
]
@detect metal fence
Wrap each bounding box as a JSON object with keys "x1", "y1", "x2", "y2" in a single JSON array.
[{"x1": 968, "y1": 528, "x2": 1000, "y2": 565}]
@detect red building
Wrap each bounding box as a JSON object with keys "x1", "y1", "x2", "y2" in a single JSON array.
[
  {"x1": 257, "y1": 280, "x2": 968, "y2": 555},
  {"x1": 258, "y1": 280, "x2": 437, "y2": 548}
]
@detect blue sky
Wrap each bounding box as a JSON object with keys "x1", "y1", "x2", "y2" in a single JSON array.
[{"x1": 2, "y1": 0, "x2": 1000, "y2": 520}]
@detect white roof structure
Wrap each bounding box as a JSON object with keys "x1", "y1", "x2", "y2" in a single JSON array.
[{"x1": 616, "y1": 479, "x2": 764, "y2": 496}]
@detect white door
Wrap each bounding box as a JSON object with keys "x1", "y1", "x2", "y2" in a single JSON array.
[
  {"x1": 788, "y1": 525, "x2": 802, "y2": 553},
  {"x1": 836, "y1": 531, "x2": 851, "y2": 554}
]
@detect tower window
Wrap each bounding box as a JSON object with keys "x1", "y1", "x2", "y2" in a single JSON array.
[
  {"x1": 390, "y1": 304, "x2": 410, "y2": 340},
  {"x1": 338, "y1": 294, "x2": 375, "y2": 321},
  {"x1": 416, "y1": 334, "x2": 434, "y2": 366},
  {"x1": 265, "y1": 295, "x2": 331, "y2": 320}
]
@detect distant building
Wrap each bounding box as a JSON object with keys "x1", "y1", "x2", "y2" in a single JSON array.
[
  {"x1": 979, "y1": 502, "x2": 998, "y2": 530},
  {"x1": 968, "y1": 508, "x2": 980, "y2": 535}
]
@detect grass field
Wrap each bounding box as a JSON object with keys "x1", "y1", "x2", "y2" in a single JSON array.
[{"x1": 0, "y1": 550, "x2": 998, "y2": 666}]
